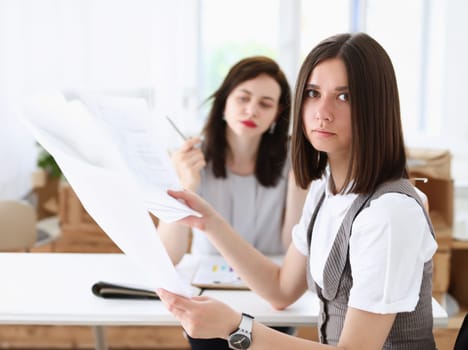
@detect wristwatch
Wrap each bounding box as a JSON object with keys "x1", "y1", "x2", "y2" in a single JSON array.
[{"x1": 228, "y1": 312, "x2": 254, "y2": 349}]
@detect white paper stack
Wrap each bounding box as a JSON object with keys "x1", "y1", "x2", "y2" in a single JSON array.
[{"x1": 22, "y1": 91, "x2": 199, "y2": 297}]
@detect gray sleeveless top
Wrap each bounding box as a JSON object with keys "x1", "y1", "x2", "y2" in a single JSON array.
[
  {"x1": 191, "y1": 159, "x2": 290, "y2": 255},
  {"x1": 306, "y1": 179, "x2": 436, "y2": 349}
]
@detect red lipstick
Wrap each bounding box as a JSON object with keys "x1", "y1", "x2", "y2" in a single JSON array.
[{"x1": 241, "y1": 120, "x2": 257, "y2": 128}]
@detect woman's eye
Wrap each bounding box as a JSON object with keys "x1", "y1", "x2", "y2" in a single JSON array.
[
  {"x1": 338, "y1": 93, "x2": 349, "y2": 102},
  {"x1": 238, "y1": 96, "x2": 249, "y2": 103},
  {"x1": 305, "y1": 89, "x2": 319, "y2": 98},
  {"x1": 260, "y1": 102, "x2": 273, "y2": 109}
]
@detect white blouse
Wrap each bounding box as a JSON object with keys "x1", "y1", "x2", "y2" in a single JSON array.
[{"x1": 292, "y1": 172, "x2": 438, "y2": 314}]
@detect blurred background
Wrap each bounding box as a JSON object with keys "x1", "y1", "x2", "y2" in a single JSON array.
[{"x1": 0, "y1": 0, "x2": 466, "y2": 197}]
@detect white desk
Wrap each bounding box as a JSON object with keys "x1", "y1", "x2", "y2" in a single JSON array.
[{"x1": 0, "y1": 253, "x2": 448, "y2": 349}]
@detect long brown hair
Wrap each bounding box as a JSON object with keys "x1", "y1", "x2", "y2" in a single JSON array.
[
  {"x1": 292, "y1": 33, "x2": 408, "y2": 193},
  {"x1": 202, "y1": 56, "x2": 291, "y2": 187}
]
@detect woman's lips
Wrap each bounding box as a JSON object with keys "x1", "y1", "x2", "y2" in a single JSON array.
[
  {"x1": 241, "y1": 120, "x2": 257, "y2": 128},
  {"x1": 313, "y1": 129, "x2": 335, "y2": 137}
]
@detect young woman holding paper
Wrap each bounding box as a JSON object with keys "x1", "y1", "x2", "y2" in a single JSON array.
[
  {"x1": 158, "y1": 56, "x2": 308, "y2": 349},
  {"x1": 157, "y1": 33, "x2": 438, "y2": 349}
]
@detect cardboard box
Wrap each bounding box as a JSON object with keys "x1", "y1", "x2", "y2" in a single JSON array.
[
  {"x1": 57, "y1": 183, "x2": 121, "y2": 253},
  {"x1": 450, "y1": 250, "x2": 468, "y2": 307},
  {"x1": 32, "y1": 169, "x2": 60, "y2": 220},
  {"x1": 58, "y1": 183, "x2": 159, "y2": 253},
  {"x1": 410, "y1": 173, "x2": 454, "y2": 250},
  {"x1": 432, "y1": 251, "x2": 451, "y2": 293},
  {"x1": 407, "y1": 148, "x2": 454, "y2": 250},
  {"x1": 407, "y1": 148, "x2": 451, "y2": 180},
  {"x1": 58, "y1": 183, "x2": 105, "y2": 234}
]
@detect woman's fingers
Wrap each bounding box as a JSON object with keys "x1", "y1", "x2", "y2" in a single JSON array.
[
  {"x1": 180, "y1": 149, "x2": 205, "y2": 169},
  {"x1": 167, "y1": 189, "x2": 208, "y2": 214},
  {"x1": 158, "y1": 289, "x2": 205, "y2": 321},
  {"x1": 179, "y1": 137, "x2": 202, "y2": 152},
  {"x1": 168, "y1": 188, "x2": 190, "y2": 199},
  {"x1": 172, "y1": 142, "x2": 206, "y2": 190},
  {"x1": 168, "y1": 188, "x2": 198, "y2": 205},
  {"x1": 157, "y1": 289, "x2": 239, "y2": 340},
  {"x1": 157, "y1": 289, "x2": 190, "y2": 310},
  {"x1": 157, "y1": 289, "x2": 208, "y2": 337},
  {"x1": 167, "y1": 189, "x2": 225, "y2": 232}
]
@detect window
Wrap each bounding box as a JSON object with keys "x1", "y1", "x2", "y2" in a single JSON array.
[
  {"x1": 364, "y1": 0, "x2": 467, "y2": 186},
  {"x1": 365, "y1": 0, "x2": 425, "y2": 135},
  {"x1": 199, "y1": 0, "x2": 280, "y2": 117},
  {"x1": 198, "y1": 0, "x2": 351, "y2": 119},
  {"x1": 300, "y1": 0, "x2": 351, "y2": 60}
]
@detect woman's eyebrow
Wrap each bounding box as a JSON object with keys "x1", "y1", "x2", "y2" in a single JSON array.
[
  {"x1": 239, "y1": 88, "x2": 276, "y2": 102},
  {"x1": 335, "y1": 86, "x2": 349, "y2": 92},
  {"x1": 306, "y1": 83, "x2": 318, "y2": 89},
  {"x1": 305, "y1": 84, "x2": 348, "y2": 91}
]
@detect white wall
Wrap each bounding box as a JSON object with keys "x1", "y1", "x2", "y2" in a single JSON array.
[
  {"x1": 445, "y1": 0, "x2": 468, "y2": 238},
  {"x1": 444, "y1": 0, "x2": 468, "y2": 186}
]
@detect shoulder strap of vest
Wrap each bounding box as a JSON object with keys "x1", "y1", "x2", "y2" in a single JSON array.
[
  {"x1": 306, "y1": 192, "x2": 325, "y2": 249},
  {"x1": 320, "y1": 178, "x2": 435, "y2": 300}
]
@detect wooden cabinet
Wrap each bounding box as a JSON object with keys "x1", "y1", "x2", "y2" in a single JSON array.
[
  {"x1": 406, "y1": 149, "x2": 468, "y2": 349},
  {"x1": 407, "y1": 149, "x2": 454, "y2": 302},
  {"x1": 433, "y1": 239, "x2": 468, "y2": 350},
  {"x1": 56, "y1": 183, "x2": 160, "y2": 253},
  {"x1": 449, "y1": 240, "x2": 468, "y2": 318},
  {"x1": 410, "y1": 175, "x2": 454, "y2": 301}
]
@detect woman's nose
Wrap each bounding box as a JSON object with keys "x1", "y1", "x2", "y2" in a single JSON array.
[
  {"x1": 245, "y1": 102, "x2": 258, "y2": 118},
  {"x1": 314, "y1": 99, "x2": 333, "y2": 122}
]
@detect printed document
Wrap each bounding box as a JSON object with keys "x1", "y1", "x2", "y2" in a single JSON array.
[
  {"x1": 82, "y1": 95, "x2": 189, "y2": 222},
  {"x1": 22, "y1": 92, "x2": 198, "y2": 297}
]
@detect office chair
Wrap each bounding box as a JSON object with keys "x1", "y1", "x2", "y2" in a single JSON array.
[
  {"x1": 454, "y1": 313, "x2": 468, "y2": 350},
  {"x1": 0, "y1": 200, "x2": 61, "y2": 251},
  {"x1": 35, "y1": 215, "x2": 61, "y2": 247}
]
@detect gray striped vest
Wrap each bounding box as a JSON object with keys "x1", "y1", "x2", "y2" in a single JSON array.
[{"x1": 306, "y1": 179, "x2": 436, "y2": 349}]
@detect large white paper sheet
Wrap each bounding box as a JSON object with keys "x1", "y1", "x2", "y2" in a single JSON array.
[
  {"x1": 22, "y1": 92, "x2": 194, "y2": 297},
  {"x1": 82, "y1": 95, "x2": 194, "y2": 222}
]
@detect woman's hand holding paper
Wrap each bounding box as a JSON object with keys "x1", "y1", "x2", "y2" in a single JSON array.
[{"x1": 167, "y1": 189, "x2": 226, "y2": 235}]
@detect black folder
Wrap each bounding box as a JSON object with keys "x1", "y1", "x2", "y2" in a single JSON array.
[{"x1": 92, "y1": 281, "x2": 159, "y2": 300}]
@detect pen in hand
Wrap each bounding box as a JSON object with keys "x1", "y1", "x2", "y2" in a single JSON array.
[{"x1": 166, "y1": 115, "x2": 187, "y2": 141}]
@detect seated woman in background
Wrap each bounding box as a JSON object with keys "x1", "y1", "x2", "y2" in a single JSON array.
[{"x1": 158, "y1": 56, "x2": 308, "y2": 350}]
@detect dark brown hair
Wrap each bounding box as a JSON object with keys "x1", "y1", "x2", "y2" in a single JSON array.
[
  {"x1": 202, "y1": 56, "x2": 291, "y2": 187},
  {"x1": 291, "y1": 33, "x2": 408, "y2": 193}
]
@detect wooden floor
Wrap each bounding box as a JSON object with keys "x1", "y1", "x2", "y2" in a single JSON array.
[
  {"x1": 0, "y1": 326, "x2": 179, "y2": 349},
  {"x1": 0, "y1": 325, "x2": 188, "y2": 349},
  {"x1": 0, "y1": 324, "x2": 462, "y2": 349},
  {"x1": 0, "y1": 325, "x2": 317, "y2": 349}
]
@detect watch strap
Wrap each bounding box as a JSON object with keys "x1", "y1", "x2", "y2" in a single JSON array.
[{"x1": 237, "y1": 312, "x2": 254, "y2": 335}]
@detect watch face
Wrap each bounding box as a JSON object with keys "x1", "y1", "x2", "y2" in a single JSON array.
[{"x1": 229, "y1": 333, "x2": 251, "y2": 349}]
